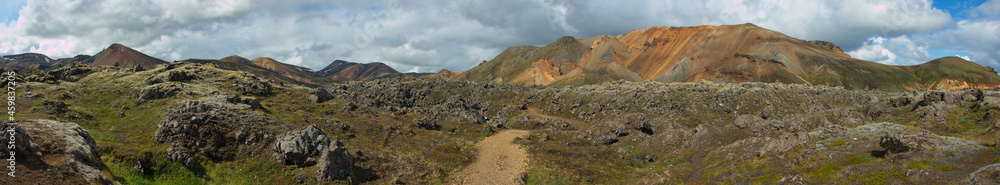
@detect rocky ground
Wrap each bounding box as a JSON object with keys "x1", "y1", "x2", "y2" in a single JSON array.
[{"x1": 1, "y1": 63, "x2": 999, "y2": 184}]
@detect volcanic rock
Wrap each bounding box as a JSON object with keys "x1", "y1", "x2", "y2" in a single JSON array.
[
  {"x1": 316, "y1": 140, "x2": 354, "y2": 181},
  {"x1": 273, "y1": 125, "x2": 331, "y2": 167},
  {"x1": 308, "y1": 88, "x2": 333, "y2": 103},
  {"x1": 155, "y1": 100, "x2": 272, "y2": 161},
  {"x1": 1, "y1": 120, "x2": 113, "y2": 184},
  {"x1": 880, "y1": 135, "x2": 910, "y2": 154}
]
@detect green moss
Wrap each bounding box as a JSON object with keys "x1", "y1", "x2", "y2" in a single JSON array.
[
  {"x1": 813, "y1": 163, "x2": 842, "y2": 180},
  {"x1": 932, "y1": 163, "x2": 954, "y2": 171},
  {"x1": 907, "y1": 160, "x2": 931, "y2": 170},
  {"x1": 826, "y1": 140, "x2": 846, "y2": 147},
  {"x1": 847, "y1": 171, "x2": 889, "y2": 185},
  {"x1": 844, "y1": 156, "x2": 870, "y2": 165}
]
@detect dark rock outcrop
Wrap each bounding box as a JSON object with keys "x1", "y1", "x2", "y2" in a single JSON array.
[
  {"x1": 167, "y1": 70, "x2": 196, "y2": 81},
  {"x1": 155, "y1": 100, "x2": 273, "y2": 162},
  {"x1": 308, "y1": 88, "x2": 333, "y2": 103},
  {"x1": 969, "y1": 164, "x2": 1000, "y2": 184},
  {"x1": 273, "y1": 125, "x2": 331, "y2": 167},
  {"x1": 316, "y1": 140, "x2": 354, "y2": 181},
  {"x1": 230, "y1": 74, "x2": 273, "y2": 96},
  {"x1": 1, "y1": 120, "x2": 112, "y2": 184},
  {"x1": 139, "y1": 83, "x2": 182, "y2": 100}
]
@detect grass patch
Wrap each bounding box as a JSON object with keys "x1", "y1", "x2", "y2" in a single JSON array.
[
  {"x1": 844, "y1": 156, "x2": 870, "y2": 165},
  {"x1": 826, "y1": 140, "x2": 846, "y2": 147},
  {"x1": 813, "y1": 163, "x2": 842, "y2": 180}
]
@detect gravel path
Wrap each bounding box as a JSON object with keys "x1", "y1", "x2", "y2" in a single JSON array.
[{"x1": 454, "y1": 129, "x2": 531, "y2": 185}]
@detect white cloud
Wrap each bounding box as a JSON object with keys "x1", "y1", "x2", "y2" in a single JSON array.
[
  {"x1": 847, "y1": 36, "x2": 898, "y2": 65},
  {"x1": 0, "y1": 0, "x2": 996, "y2": 72},
  {"x1": 958, "y1": 55, "x2": 973, "y2": 61}
]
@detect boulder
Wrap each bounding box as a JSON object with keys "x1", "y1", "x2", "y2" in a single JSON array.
[
  {"x1": 167, "y1": 70, "x2": 195, "y2": 81},
  {"x1": 230, "y1": 74, "x2": 273, "y2": 96},
  {"x1": 316, "y1": 140, "x2": 354, "y2": 181},
  {"x1": 227, "y1": 94, "x2": 266, "y2": 111},
  {"x1": 888, "y1": 96, "x2": 913, "y2": 107},
  {"x1": 2, "y1": 120, "x2": 113, "y2": 184},
  {"x1": 40, "y1": 100, "x2": 70, "y2": 114},
  {"x1": 155, "y1": 100, "x2": 272, "y2": 161},
  {"x1": 880, "y1": 135, "x2": 910, "y2": 153},
  {"x1": 145, "y1": 76, "x2": 164, "y2": 85},
  {"x1": 969, "y1": 163, "x2": 1000, "y2": 184},
  {"x1": 129, "y1": 65, "x2": 145, "y2": 72},
  {"x1": 414, "y1": 118, "x2": 441, "y2": 130},
  {"x1": 593, "y1": 135, "x2": 619, "y2": 145},
  {"x1": 923, "y1": 91, "x2": 946, "y2": 104},
  {"x1": 273, "y1": 125, "x2": 331, "y2": 166},
  {"x1": 166, "y1": 146, "x2": 198, "y2": 168},
  {"x1": 308, "y1": 88, "x2": 333, "y2": 103},
  {"x1": 139, "y1": 83, "x2": 182, "y2": 100},
  {"x1": 47, "y1": 64, "x2": 95, "y2": 82}
]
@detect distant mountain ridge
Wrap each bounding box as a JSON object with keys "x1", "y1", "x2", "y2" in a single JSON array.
[
  {"x1": 451, "y1": 23, "x2": 1000, "y2": 90},
  {"x1": 4, "y1": 27, "x2": 1000, "y2": 90},
  {"x1": 317, "y1": 60, "x2": 408, "y2": 82},
  {"x1": 2, "y1": 43, "x2": 412, "y2": 87}
]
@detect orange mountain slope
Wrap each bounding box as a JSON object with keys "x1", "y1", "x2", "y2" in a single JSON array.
[
  {"x1": 452, "y1": 23, "x2": 1000, "y2": 90},
  {"x1": 87, "y1": 43, "x2": 167, "y2": 69}
]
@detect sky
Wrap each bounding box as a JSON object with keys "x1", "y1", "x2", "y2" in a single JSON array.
[{"x1": 0, "y1": 0, "x2": 998, "y2": 73}]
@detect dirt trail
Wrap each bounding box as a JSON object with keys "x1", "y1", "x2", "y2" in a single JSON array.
[
  {"x1": 525, "y1": 106, "x2": 592, "y2": 129},
  {"x1": 454, "y1": 130, "x2": 532, "y2": 185}
]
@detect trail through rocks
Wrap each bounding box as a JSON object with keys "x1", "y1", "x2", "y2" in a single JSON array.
[
  {"x1": 454, "y1": 129, "x2": 531, "y2": 185},
  {"x1": 526, "y1": 106, "x2": 592, "y2": 128}
]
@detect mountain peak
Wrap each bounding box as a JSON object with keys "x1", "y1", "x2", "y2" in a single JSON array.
[
  {"x1": 221, "y1": 55, "x2": 251, "y2": 64},
  {"x1": 318, "y1": 60, "x2": 407, "y2": 82},
  {"x1": 88, "y1": 43, "x2": 167, "y2": 69}
]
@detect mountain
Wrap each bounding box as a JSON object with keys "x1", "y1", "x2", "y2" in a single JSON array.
[
  {"x1": 183, "y1": 56, "x2": 314, "y2": 87},
  {"x1": 317, "y1": 60, "x2": 408, "y2": 82},
  {"x1": 220, "y1": 55, "x2": 253, "y2": 64},
  {"x1": 904, "y1": 56, "x2": 1000, "y2": 89},
  {"x1": 2, "y1": 53, "x2": 58, "y2": 70},
  {"x1": 419, "y1": 69, "x2": 462, "y2": 80},
  {"x1": 250, "y1": 57, "x2": 317, "y2": 84},
  {"x1": 451, "y1": 23, "x2": 1000, "y2": 90},
  {"x1": 87, "y1": 43, "x2": 168, "y2": 69},
  {"x1": 405, "y1": 72, "x2": 435, "y2": 78}
]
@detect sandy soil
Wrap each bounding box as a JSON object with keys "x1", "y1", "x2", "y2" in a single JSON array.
[{"x1": 453, "y1": 129, "x2": 531, "y2": 185}]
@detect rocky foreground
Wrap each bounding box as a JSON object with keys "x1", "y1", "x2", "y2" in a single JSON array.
[{"x1": 1, "y1": 62, "x2": 999, "y2": 184}]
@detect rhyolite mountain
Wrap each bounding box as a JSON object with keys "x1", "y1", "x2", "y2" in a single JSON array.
[
  {"x1": 85, "y1": 43, "x2": 168, "y2": 69},
  {"x1": 316, "y1": 60, "x2": 409, "y2": 82},
  {"x1": 250, "y1": 57, "x2": 318, "y2": 84},
  {"x1": 451, "y1": 23, "x2": 1000, "y2": 90},
  {"x1": 419, "y1": 69, "x2": 462, "y2": 81}
]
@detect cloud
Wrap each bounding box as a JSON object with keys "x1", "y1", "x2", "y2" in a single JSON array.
[{"x1": 0, "y1": 0, "x2": 995, "y2": 72}]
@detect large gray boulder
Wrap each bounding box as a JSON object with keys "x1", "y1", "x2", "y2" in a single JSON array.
[
  {"x1": 273, "y1": 125, "x2": 331, "y2": 166},
  {"x1": 308, "y1": 88, "x2": 334, "y2": 103},
  {"x1": 0, "y1": 120, "x2": 112, "y2": 184},
  {"x1": 316, "y1": 140, "x2": 354, "y2": 182},
  {"x1": 155, "y1": 100, "x2": 272, "y2": 163}
]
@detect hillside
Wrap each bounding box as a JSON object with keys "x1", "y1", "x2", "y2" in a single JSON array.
[
  {"x1": 86, "y1": 43, "x2": 168, "y2": 69},
  {"x1": 418, "y1": 69, "x2": 462, "y2": 80},
  {"x1": 452, "y1": 24, "x2": 1000, "y2": 90},
  {"x1": 1, "y1": 53, "x2": 59, "y2": 70},
  {"x1": 904, "y1": 56, "x2": 1000, "y2": 89},
  {"x1": 250, "y1": 57, "x2": 317, "y2": 84},
  {"x1": 317, "y1": 60, "x2": 409, "y2": 82},
  {"x1": 183, "y1": 57, "x2": 314, "y2": 87}
]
